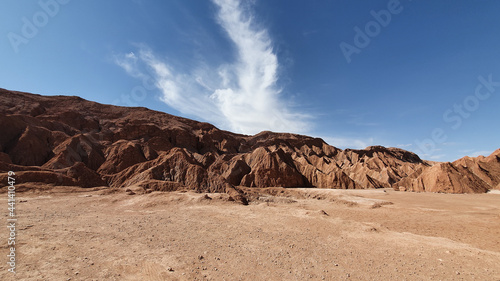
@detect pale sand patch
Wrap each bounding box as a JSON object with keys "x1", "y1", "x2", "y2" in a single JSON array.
[{"x1": 1, "y1": 187, "x2": 499, "y2": 280}]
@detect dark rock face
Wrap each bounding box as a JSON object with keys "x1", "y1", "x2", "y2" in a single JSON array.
[{"x1": 0, "y1": 88, "x2": 498, "y2": 193}]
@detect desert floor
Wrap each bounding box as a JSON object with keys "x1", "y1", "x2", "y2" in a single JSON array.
[{"x1": 1, "y1": 187, "x2": 499, "y2": 280}]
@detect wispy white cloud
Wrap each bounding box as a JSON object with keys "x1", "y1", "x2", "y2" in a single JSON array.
[
  {"x1": 114, "y1": 52, "x2": 143, "y2": 79},
  {"x1": 429, "y1": 154, "x2": 446, "y2": 160},
  {"x1": 322, "y1": 136, "x2": 375, "y2": 150},
  {"x1": 114, "y1": 0, "x2": 309, "y2": 135},
  {"x1": 469, "y1": 150, "x2": 493, "y2": 158},
  {"x1": 396, "y1": 143, "x2": 413, "y2": 148}
]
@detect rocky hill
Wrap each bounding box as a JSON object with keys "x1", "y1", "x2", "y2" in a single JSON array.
[
  {"x1": 394, "y1": 149, "x2": 500, "y2": 193},
  {"x1": 0, "y1": 88, "x2": 499, "y2": 194}
]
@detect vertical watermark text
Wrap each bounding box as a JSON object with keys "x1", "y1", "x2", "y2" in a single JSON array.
[{"x1": 6, "y1": 171, "x2": 16, "y2": 274}]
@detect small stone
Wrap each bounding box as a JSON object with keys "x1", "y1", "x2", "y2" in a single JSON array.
[{"x1": 167, "y1": 267, "x2": 174, "y2": 272}]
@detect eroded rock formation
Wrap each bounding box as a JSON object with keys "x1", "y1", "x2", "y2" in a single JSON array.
[{"x1": 0, "y1": 88, "x2": 498, "y2": 194}]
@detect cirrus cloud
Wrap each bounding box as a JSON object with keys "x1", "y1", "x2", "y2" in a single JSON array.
[{"x1": 114, "y1": 0, "x2": 310, "y2": 135}]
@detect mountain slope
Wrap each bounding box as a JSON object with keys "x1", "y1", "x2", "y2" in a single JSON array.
[
  {"x1": 0, "y1": 88, "x2": 498, "y2": 194},
  {"x1": 394, "y1": 149, "x2": 500, "y2": 193}
]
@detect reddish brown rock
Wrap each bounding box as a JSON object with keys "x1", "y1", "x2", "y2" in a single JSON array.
[
  {"x1": 7, "y1": 125, "x2": 54, "y2": 166},
  {"x1": 485, "y1": 149, "x2": 500, "y2": 163},
  {"x1": 222, "y1": 158, "x2": 251, "y2": 186},
  {"x1": 240, "y1": 147, "x2": 305, "y2": 187},
  {"x1": 1, "y1": 88, "x2": 499, "y2": 194},
  {"x1": 65, "y1": 162, "x2": 106, "y2": 188},
  {"x1": 0, "y1": 170, "x2": 75, "y2": 187},
  {"x1": 98, "y1": 140, "x2": 147, "y2": 174},
  {"x1": 395, "y1": 162, "x2": 487, "y2": 193},
  {"x1": 394, "y1": 149, "x2": 500, "y2": 193},
  {"x1": 0, "y1": 152, "x2": 12, "y2": 164},
  {"x1": 43, "y1": 134, "x2": 105, "y2": 171},
  {"x1": 452, "y1": 156, "x2": 500, "y2": 189}
]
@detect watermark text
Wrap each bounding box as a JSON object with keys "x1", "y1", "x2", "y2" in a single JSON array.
[
  {"x1": 7, "y1": 0, "x2": 71, "y2": 53},
  {"x1": 6, "y1": 171, "x2": 16, "y2": 274}
]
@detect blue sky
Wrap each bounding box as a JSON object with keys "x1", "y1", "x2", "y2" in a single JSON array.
[{"x1": 1, "y1": 0, "x2": 499, "y2": 161}]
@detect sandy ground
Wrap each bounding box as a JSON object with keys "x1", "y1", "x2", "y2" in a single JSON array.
[{"x1": 1, "y1": 187, "x2": 499, "y2": 281}]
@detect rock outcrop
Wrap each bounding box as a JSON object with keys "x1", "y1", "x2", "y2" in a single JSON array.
[
  {"x1": 394, "y1": 149, "x2": 500, "y2": 193},
  {"x1": 0, "y1": 88, "x2": 499, "y2": 194}
]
